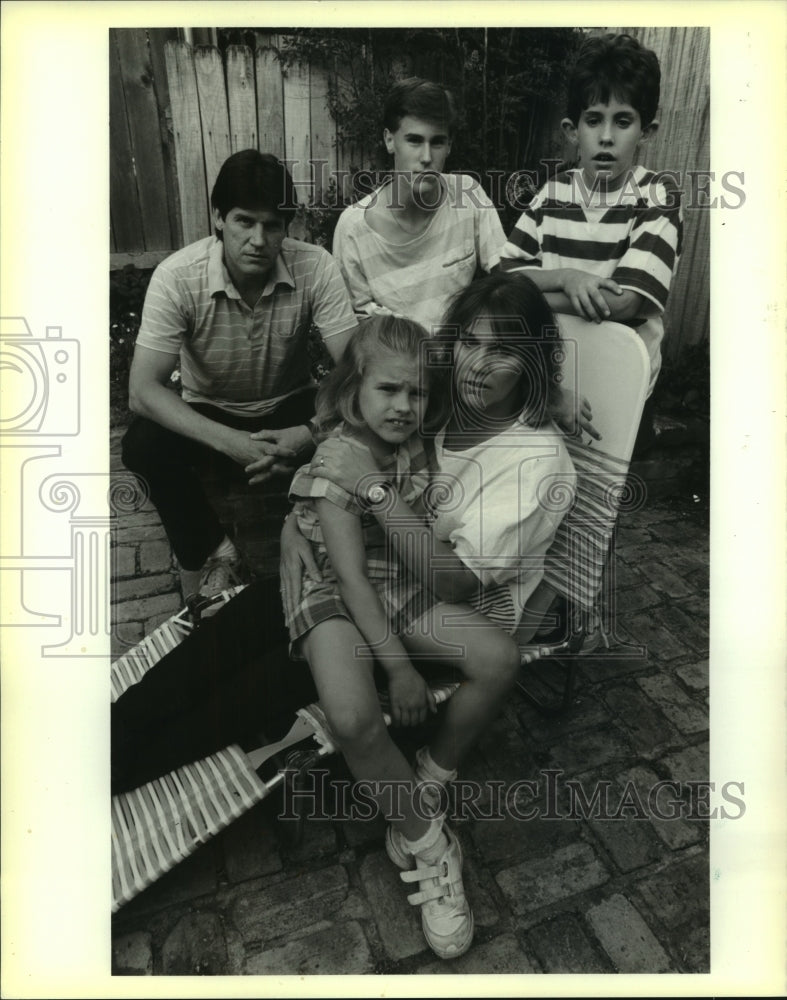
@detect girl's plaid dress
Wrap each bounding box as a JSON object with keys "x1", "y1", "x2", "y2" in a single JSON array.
[{"x1": 285, "y1": 426, "x2": 438, "y2": 653}]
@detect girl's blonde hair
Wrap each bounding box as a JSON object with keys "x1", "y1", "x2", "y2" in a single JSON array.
[{"x1": 314, "y1": 314, "x2": 449, "y2": 437}]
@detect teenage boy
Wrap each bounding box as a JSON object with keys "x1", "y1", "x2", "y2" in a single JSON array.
[
  {"x1": 122, "y1": 150, "x2": 357, "y2": 600},
  {"x1": 332, "y1": 77, "x2": 507, "y2": 334},
  {"x1": 500, "y1": 33, "x2": 683, "y2": 455}
]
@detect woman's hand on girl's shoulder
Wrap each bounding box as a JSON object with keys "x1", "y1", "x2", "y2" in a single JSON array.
[{"x1": 309, "y1": 436, "x2": 381, "y2": 496}]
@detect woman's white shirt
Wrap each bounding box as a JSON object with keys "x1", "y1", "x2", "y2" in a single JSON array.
[{"x1": 431, "y1": 418, "x2": 575, "y2": 631}]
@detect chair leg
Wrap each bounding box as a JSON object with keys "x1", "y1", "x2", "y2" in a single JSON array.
[{"x1": 277, "y1": 747, "x2": 324, "y2": 847}]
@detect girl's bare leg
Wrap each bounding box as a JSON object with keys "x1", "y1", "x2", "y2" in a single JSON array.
[
  {"x1": 300, "y1": 617, "x2": 431, "y2": 841},
  {"x1": 401, "y1": 604, "x2": 521, "y2": 773}
]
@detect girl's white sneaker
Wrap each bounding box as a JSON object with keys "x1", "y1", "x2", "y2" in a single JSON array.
[{"x1": 399, "y1": 824, "x2": 474, "y2": 960}]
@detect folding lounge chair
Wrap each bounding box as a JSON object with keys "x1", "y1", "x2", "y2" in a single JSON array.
[
  {"x1": 111, "y1": 609, "x2": 457, "y2": 912},
  {"x1": 111, "y1": 316, "x2": 648, "y2": 912}
]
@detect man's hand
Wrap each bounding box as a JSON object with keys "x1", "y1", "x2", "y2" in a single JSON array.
[
  {"x1": 309, "y1": 437, "x2": 381, "y2": 495},
  {"x1": 218, "y1": 427, "x2": 298, "y2": 484},
  {"x1": 279, "y1": 512, "x2": 322, "y2": 620},
  {"x1": 561, "y1": 269, "x2": 623, "y2": 323},
  {"x1": 227, "y1": 424, "x2": 314, "y2": 486}
]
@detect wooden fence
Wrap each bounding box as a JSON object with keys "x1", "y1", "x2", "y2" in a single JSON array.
[
  {"x1": 109, "y1": 26, "x2": 710, "y2": 361},
  {"x1": 615, "y1": 26, "x2": 711, "y2": 365}
]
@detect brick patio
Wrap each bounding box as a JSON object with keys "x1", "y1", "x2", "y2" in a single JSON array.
[{"x1": 109, "y1": 423, "x2": 711, "y2": 976}]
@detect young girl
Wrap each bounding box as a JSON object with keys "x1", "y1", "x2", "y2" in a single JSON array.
[
  {"x1": 284, "y1": 314, "x2": 523, "y2": 961},
  {"x1": 287, "y1": 273, "x2": 577, "y2": 952}
]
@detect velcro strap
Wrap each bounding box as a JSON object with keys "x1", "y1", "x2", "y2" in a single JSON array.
[
  {"x1": 406, "y1": 884, "x2": 449, "y2": 906},
  {"x1": 401, "y1": 864, "x2": 442, "y2": 884}
]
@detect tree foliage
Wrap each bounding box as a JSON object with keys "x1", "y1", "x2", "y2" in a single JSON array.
[{"x1": 276, "y1": 27, "x2": 581, "y2": 182}]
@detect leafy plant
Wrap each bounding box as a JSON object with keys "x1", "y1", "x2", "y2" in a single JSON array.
[
  {"x1": 276, "y1": 26, "x2": 582, "y2": 234},
  {"x1": 110, "y1": 266, "x2": 153, "y2": 425}
]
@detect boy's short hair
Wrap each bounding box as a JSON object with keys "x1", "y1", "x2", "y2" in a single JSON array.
[
  {"x1": 210, "y1": 149, "x2": 299, "y2": 225},
  {"x1": 566, "y1": 32, "x2": 661, "y2": 128},
  {"x1": 383, "y1": 77, "x2": 458, "y2": 135}
]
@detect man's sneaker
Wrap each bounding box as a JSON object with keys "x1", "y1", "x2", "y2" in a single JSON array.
[
  {"x1": 399, "y1": 824, "x2": 474, "y2": 960},
  {"x1": 198, "y1": 555, "x2": 246, "y2": 597},
  {"x1": 189, "y1": 555, "x2": 247, "y2": 620}
]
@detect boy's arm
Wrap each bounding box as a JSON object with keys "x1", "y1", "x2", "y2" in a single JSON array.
[
  {"x1": 332, "y1": 209, "x2": 395, "y2": 322},
  {"x1": 500, "y1": 197, "x2": 649, "y2": 323},
  {"x1": 504, "y1": 264, "x2": 648, "y2": 324}
]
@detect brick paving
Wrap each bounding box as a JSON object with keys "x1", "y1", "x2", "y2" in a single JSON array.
[{"x1": 109, "y1": 425, "x2": 711, "y2": 977}]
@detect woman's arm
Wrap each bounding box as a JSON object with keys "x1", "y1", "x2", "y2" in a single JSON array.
[
  {"x1": 311, "y1": 438, "x2": 481, "y2": 604},
  {"x1": 279, "y1": 511, "x2": 322, "y2": 622},
  {"x1": 316, "y1": 499, "x2": 436, "y2": 726}
]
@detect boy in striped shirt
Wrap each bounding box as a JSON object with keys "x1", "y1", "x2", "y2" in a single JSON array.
[{"x1": 500, "y1": 33, "x2": 683, "y2": 456}]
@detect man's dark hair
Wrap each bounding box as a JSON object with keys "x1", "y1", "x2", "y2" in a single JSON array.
[
  {"x1": 210, "y1": 149, "x2": 299, "y2": 227},
  {"x1": 383, "y1": 77, "x2": 458, "y2": 136},
  {"x1": 566, "y1": 33, "x2": 661, "y2": 128}
]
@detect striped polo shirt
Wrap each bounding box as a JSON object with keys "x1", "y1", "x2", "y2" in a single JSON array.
[
  {"x1": 332, "y1": 173, "x2": 507, "y2": 335},
  {"x1": 500, "y1": 165, "x2": 683, "y2": 393},
  {"x1": 136, "y1": 236, "x2": 357, "y2": 416}
]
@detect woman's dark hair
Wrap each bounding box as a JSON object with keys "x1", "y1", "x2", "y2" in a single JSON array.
[
  {"x1": 383, "y1": 77, "x2": 458, "y2": 136},
  {"x1": 210, "y1": 149, "x2": 299, "y2": 228},
  {"x1": 566, "y1": 32, "x2": 661, "y2": 129},
  {"x1": 314, "y1": 314, "x2": 450, "y2": 436},
  {"x1": 438, "y1": 271, "x2": 562, "y2": 427}
]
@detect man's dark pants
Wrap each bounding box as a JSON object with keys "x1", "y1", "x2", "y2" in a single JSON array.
[{"x1": 121, "y1": 390, "x2": 316, "y2": 570}]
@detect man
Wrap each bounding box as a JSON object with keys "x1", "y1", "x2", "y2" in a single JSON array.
[{"x1": 122, "y1": 150, "x2": 357, "y2": 601}]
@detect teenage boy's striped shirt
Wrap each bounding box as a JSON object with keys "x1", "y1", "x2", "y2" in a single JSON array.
[
  {"x1": 333, "y1": 173, "x2": 506, "y2": 335},
  {"x1": 500, "y1": 165, "x2": 683, "y2": 393}
]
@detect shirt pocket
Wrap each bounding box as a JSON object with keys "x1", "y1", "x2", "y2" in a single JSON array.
[{"x1": 441, "y1": 242, "x2": 476, "y2": 273}]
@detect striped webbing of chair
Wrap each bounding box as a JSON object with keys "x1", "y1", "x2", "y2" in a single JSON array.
[
  {"x1": 112, "y1": 744, "x2": 275, "y2": 911},
  {"x1": 111, "y1": 587, "x2": 272, "y2": 912},
  {"x1": 541, "y1": 439, "x2": 634, "y2": 612}
]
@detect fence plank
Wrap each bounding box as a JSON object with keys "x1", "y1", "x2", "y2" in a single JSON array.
[
  {"x1": 309, "y1": 61, "x2": 338, "y2": 206},
  {"x1": 282, "y1": 55, "x2": 313, "y2": 208},
  {"x1": 165, "y1": 41, "x2": 209, "y2": 244},
  {"x1": 147, "y1": 28, "x2": 183, "y2": 249},
  {"x1": 256, "y1": 43, "x2": 285, "y2": 157},
  {"x1": 333, "y1": 62, "x2": 366, "y2": 204},
  {"x1": 109, "y1": 31, "x2": 144, "y2": 252},
  {"x1": 194, "y1": 46, "x2": 232, "y2": 202},
  {"x1": 615, "y1": 26, "x2": 710, "y2": 360},
  {"x1": 226, "y1": 45, "x2": 258, "y2": 152},
  {"x1": 115, "y1": 29, "x2": 172, "y2": 250}
]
